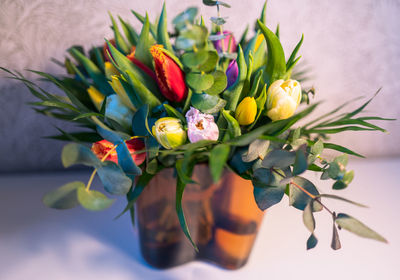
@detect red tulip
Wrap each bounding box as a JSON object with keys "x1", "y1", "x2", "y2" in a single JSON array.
[
  {"x1": 127, "y1": 47, "x2": 157, "y2": 81},
  {"x1": 150, "y1": 44, "x2": 188, "y2": 102},
  {"x1": 91, "y1": 139, "x2": 146, "y2": 166}
]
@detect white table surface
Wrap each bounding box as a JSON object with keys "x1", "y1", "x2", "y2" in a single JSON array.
[{"x1": 1, "y1": 158, "x2": 400, "y2": 280}]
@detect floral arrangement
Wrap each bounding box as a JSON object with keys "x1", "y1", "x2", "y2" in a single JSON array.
[{"x1": 3, "y1": 0, "x2": 392, "y2": 251}]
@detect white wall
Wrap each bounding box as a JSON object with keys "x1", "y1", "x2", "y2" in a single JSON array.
[{"x1": 0, "y1": 0, "x2": 399, "y2": 172}]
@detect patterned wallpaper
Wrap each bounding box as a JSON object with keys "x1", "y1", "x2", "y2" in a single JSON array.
[{"x1": 1, "y1": 0, "x2": 399, "y2": 172}]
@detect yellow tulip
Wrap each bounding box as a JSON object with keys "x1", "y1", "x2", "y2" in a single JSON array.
[
  {"x1": 86, "y1": 86, "x2": 105, "y2": 111},
  {"x1": 104, "y1": 61, "x2": 119, "y2": 79},
  {"x1": 266, "y1": 79, "x2": 301, "y2": 121},
  {"x1": 152, "y1": 117, "x2": 187, "y2": 149},
  {"x1": 235, "y1": 97, "x2": 257, "y2": 125}
]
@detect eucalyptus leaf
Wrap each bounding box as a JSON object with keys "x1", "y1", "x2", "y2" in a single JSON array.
[
  {"x1": 242, "y1": 139, "x2": 270, "y2": 162},
  {"x1": 289, "y1": 177, "x2": 322, "y2": 211},
  {"x1": 97, "y1": 161, "x2": 132, "y2": 195},
  {"x1": 331, "y1": 222, "x2": 342, "y2": 250},
  {"x1": 191, "y1": 92, "x2": 226, "y2": 114},
  {"x1": 105, "y1": 94, "x2": 134, "y2": 131},
  {"x1": 186, "y1": 72, "x2": 214, "y2": 92},
  {"x1": 335, "y1": 213, "x2": 387, "y2": 243},
  {"x1": 61, "y1": 143, "x2": 101, "y2": 168},
  {"x1": 77, "y1": 187, "x2": 115, "y2": 211},
  {"x1": 262, "y1": 149, "x2": 295, "y2": 169},
  {"x1": 205, "y1": 70, "x2": 228, "y2": 95},
  {"x1": 293, "y1": 149, "x2": 308, "y2": 176},
  {"x1": 303, "y1": 201, "x2": 315, "y2": 232},
  {"x1": 307, "y1": 233, "x2": 318, "y2": 250},
  {"x1": 43, "y1": 181, "x2": 83, "y2": 209}
]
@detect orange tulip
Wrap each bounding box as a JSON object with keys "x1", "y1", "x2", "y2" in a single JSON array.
[
  {"x1": 150, "y1": 45, "x2": 188, "y2": 102},
  {"x1": 91, "y1": 139, "x2": 146, "y2": 166}
]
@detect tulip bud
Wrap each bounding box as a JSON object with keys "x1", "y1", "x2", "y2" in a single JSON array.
[
  {"x1": 87, "y1": 86, "x2": 105, "y2": 111},
  {"x1": 185, "y1": 107, "x2": 219, "y2": 143},
  {"x1": 213, "y1": 31, "x2": 237, "y2": 53},
  {"x1": 266, "y1": 79, "x2": 302, "y2": 121},
  {"x1": 235, "y1": 97, "x2": 257, "y2": 125},
  {"x1": 105, "y1": 62, "x2": 119, "y2": 79},
  {"x1": 152, "y1": 117, "x2": 187, "y2": 149},
  {"x1": 226, "y1": 60, "x2": 239, "y2": 88},
  {"x1": 150, "y1": 45, "x2": 188, "y2": 102},
  {"x1": 91, "y1": 139, "x2": 146, "y2": 166}
]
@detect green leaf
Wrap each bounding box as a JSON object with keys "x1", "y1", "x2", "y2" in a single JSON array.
[
  {"x1": 286, "y1": 34, "x2": 304, "y2": 69},
  {"x1": 332, "y1": 180, "x2": 347, "y2": 190},
  {"x1": 335, "y1": 213, "x2": 387, "y2": 243},
  {"x1": 242, "y1": 139, "x2": 270, "y2": 162},
  {"x1": 105, "y1": 94, "x2": 134, "y2": 131},
  {"x1": 97, "y1": 161, "x2": 132, "y2": 195},
  {"x1": 176, "y1": 25, "x2": 208, "y2": 51},
  {"x1": 157, "y1": 2, "x2": 173, "y2": 52},
  {"x1": 222, "y1": 110, "x2": 241, "y2": 138},
  {"x1": 289, "y1": 177, "x2": 322, "y2": 211},
  {"x1": 327, "y1": 162, "x2": 341, "y2": 179},
  {"x1": 68, "y1": 48, "x2": 113, "y2": 94},
  {"x1": 307, "y1": 233, "x2": 318, "y2": 250},
  {"x1": 316, "y1": 194, "x2": 367, "y2": 208},
  {"x1": 323, "y1": 142, "x2": 365, "y2": 158},
  {"x1": 61, "y1": 143, "x2": 101, "y2": 168},
  {"x1": 131, "y1": 9, "x2": 157, "y2": 39},
  {"x1": 342, "y1": 170, "x2": 354, "y2": 185},
  {"x1": 186, "y1": 72, "x2": 214, "y2": 92},
  {"x1": 210, "y1": 144, "x2": 230, "y2": 182},
  {"x1": 197, "y1": 51, "x2": 219, "y2": 72},
  {"x1": 125, "y1": 70, "x2": 161, "y2": 110},
  {"x1": 118, "y1": 16, "x2": 139, "y2": 46},
  {"x1": 223, "y1": 45, "x2": 247, "y2": 111},
  {"x1": 181, "y1": 50, "x2": 209, "y2": 68},
  {"x1": 210, "y1": 16, "x2": 227, "y2": 25},
  {"x1": 262, "y1": 150, "x2": 295, "y2": 169},
  {"x1": 334, "y1": 154, "x2": 348, "y2": 166},
  {"x1": 228, "y1": 103, "x2": 319, "y2": 147},
  {"x1": 303, "y1": 201, "x2": 315, "y2": 232},
  {"x1": 163, "y1": 104, "x2": 186, "y2": 123},
  {"x1": 331, "y1": 222, "x2": 342, "y2": 250},
  {"x1": 191, "y1": 92, "x2": 227, "y2": 114},
  {"x1": 109, "y1": 13, "x2": 130, "y2": 54},
  {"x1": 172, "y1": 7, "x2": 198, "y2": 30},
  {"x1": 293, "y1": 149, "x2": 308, "y2": 175},
  {"x1": 77, "y1": 187, "x2": 115, "y2": 211},
  {"x1": 205, "y1": 70, "x2": 228, "y2": 95},
  {"x1": 252, "y1": 169, "x2": 286, "y2": 210},
  {"x1": 256, "y1": 19, "x2": 286, "y2": 84},
  {"x1": 30, "y1": 100, "x2": 79, "y2": 112},
  {"x1": 176, "y1": 161, "x2": 198, "y2": 251},
  {"x1": 135, "y1": 13, "x2": 154, "y2": 69},
  {"x1": 47, "y1": 131, "x2": 102, "y2": 143},
  {"x1": 106, "y1": 40, "x2": 160, "y2": 96},
  {"x1": 311, "y1": 139, "x2": 324, "y2": 155},
  {"x1": 43, "y1": 181, "x2": 83, "y2": 209}
]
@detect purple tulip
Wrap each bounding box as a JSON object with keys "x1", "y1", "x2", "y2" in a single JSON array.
[
  {"x1": 226, "y1": 60, "x2": 239, "y2": 88},
  {"x1": 213, "y1": 31, "x2": 237, "y2": 53},
  {"x1": 185, "y1": 107, "x2": 219, "y2": 143}
]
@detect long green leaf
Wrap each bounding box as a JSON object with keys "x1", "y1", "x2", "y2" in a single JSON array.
[
  {"x1": 109, "y1": 12, "x2": 130, "y2": 54},
  {"x1": 157, "y1": 2, "x2": 173, "y2": 52},
  {"x1": 135, "y1": 13, "x2": 154, "y2": 69}
]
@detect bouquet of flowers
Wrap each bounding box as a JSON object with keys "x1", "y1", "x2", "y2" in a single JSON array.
[{"x1": 3, "y1": 0, "x2": 391, "y2": 256}]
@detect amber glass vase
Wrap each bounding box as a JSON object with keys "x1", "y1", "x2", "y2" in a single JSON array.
[{"x1": 135, "y1": 164, "x2": 265, "y2": 270}]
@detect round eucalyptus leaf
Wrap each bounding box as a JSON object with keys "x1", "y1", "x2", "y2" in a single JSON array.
[
  {"x1": 205, "y1": 70, "x2": 228, "y2": 95},
  {"x1": 181, "y1": 50, "x2": 209, "y2": 68},
  {"x1": 191, "y1": 92, "x2": 227, "y2": 114},
  {"x1": 197, "y1": 51, "x2": 219, "y2": 72},
  {"x1": 176, "y1": 25, "x2": 208, "y2": 51},
  {"x1": 186, "y1": 72, "x2": 214, "y2": 91},
  {"x1": 43, "y1": 181, "x2": 83, "y2": 209},
  {"x1": 77, "y1": 187, "x2": 115, "y2": 211}
]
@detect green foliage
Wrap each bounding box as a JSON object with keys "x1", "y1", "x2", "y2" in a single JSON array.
[
  {"x1": 77, "y1": 187, "x2": 115, "y2": 211},
  {"x1": 43, "y1": 181, "x2": 83, "y2": 209},
  {"x1": 61, "y1": 143, "x2": 101, "y2": 168},
  {"x1": 335, "y1": 213, "x2": 387, "y2": 243},
  {"x1": 210, "y1": 144, "x2": 230, "y2": 182}
]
